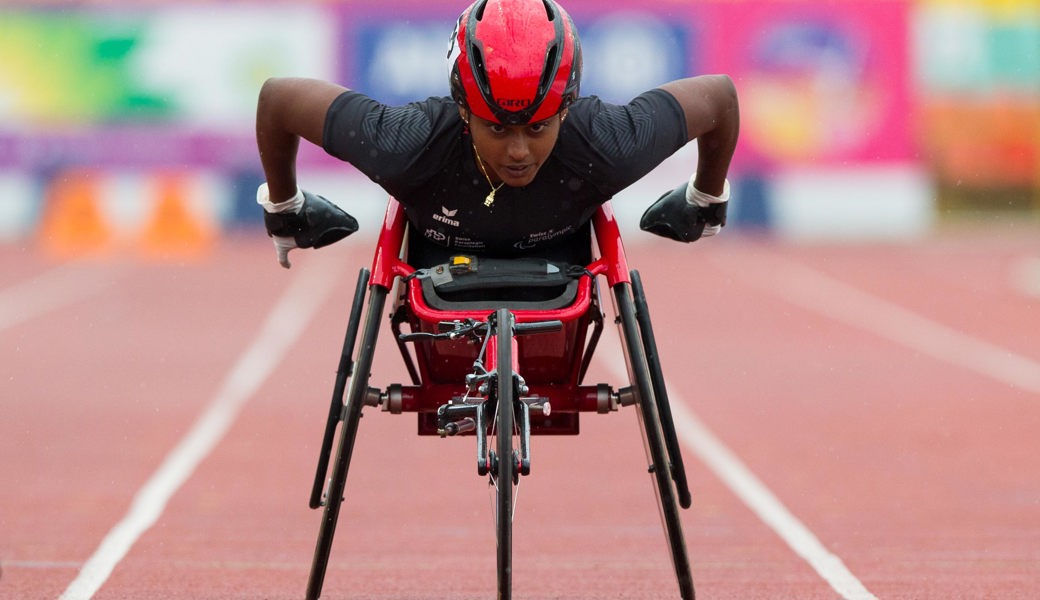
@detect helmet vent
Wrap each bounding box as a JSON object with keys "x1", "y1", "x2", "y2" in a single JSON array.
[
  {"x1": 538, "y1": 45, "x2": 559, "y2": 97},
  {"x1": 540, "y1": 0, "x2": 555, "y2": 20},
  {"x1": 469, "y1": 45, "x2": 492, "y2": 96}
]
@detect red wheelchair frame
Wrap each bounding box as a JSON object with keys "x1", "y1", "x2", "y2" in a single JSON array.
[{"x1": 304, "y1": 198, "x2": 694, "y2": 600}]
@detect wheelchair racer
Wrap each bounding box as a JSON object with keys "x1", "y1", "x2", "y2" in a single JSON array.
[{"x1": 255, "y1": 0, "x2": 739, "y2": 268}]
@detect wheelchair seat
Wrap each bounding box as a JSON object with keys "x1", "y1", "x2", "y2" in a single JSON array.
[
  {"x1": 417, "y1": 256, "x2": 584, "y2": 311},
  {"x1": 405, "y1": 225, "x2": 593, "y2": 311}
]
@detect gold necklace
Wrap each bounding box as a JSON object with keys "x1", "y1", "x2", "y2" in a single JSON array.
[{"x1": 473, "y1": 145, "x2": 504, "y2": 207}]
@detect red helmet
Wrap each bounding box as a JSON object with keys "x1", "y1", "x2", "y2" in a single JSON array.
[{"x1": 449, "y1": 0, "x2": 582, "y2": 125}]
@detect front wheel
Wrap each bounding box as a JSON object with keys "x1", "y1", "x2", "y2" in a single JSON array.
[{"x1": 492, "y1": 308, "x2": 516, "y2": 600}]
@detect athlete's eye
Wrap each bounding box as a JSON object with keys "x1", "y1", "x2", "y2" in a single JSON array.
[{"x1": 529, "y1": 120, "x2": 554, "y2": 134}]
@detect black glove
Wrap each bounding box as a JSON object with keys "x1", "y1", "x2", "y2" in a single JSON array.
[
  {"x1": 640, "y1": 181, "x2": 728, "y2": 243},
  {"x1": 258, "y1": 185, "x2": 359, "y2": 268}
]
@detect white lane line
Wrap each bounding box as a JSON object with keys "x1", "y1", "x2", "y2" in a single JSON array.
[
  {"x1": 601, "y1": 353, "x2": 877, "y2": 599},
  {"x1": 668, "y1": 395, "x2": 879, "y2": 600},
  {"x1": 0, "y1": 262, "x2": 127, "y2": 332},
  {"x1": 740, "y1": 258, "x2": 1040, "y2": 394},
  {"x1": 58, "y1": 256, "x2": 342, "y2": 600}
]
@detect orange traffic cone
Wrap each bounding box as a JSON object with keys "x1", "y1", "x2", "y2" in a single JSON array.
[
  {"x1": 139, "y1": 172, "x2": 216, "y2": 260},
  {"x1": 37, "y1": 171, "x2": 114, "y2": 258}
]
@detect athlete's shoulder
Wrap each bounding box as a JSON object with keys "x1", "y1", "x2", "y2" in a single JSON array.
[
  {"x1": 328, "y1": 92, "x2": 456, "y2": 121},
  {"x1": 326, "y1": 94, "x2": 460, "y2": 159},
  {"x1": 562, "y1": 91, "x2": 684, "y2": 150},
  {"x1": 412, "y1": 96, "x2": 464, "y2": 129},
  {"x1": 568, "y1": 89, "x2": 681, "y2": 112}
]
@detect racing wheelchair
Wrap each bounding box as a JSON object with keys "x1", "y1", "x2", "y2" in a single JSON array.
[{"x1": 304, "y1": 198, "x2": 694, "y2": 599}]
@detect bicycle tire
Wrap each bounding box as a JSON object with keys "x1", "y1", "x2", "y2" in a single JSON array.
[{"x1": 494, "y1": 308, "x2": 515, "y2": 600}]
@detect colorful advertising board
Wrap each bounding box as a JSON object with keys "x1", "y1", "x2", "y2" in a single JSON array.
[
  {"x1": 349, "y1": 7, "x2": 691, "y2": 107},
  {"x1": 10, "y1": 0, "x2": 1035, "y2": 248},
  {"x1": 915, "y1": 0, "x2": 1040, "y2": 188},
  {"x1": 711, "y1": 1, "x2": 914, "y2": 168},
  {"x1": 0, "y1": 6, "x2": 336, "y2": 170},
  {"x1": 0, "y1": 1, "x2": 915, "y2": 173}
]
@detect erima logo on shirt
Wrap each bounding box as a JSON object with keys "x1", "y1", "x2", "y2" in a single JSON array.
[{"x1": 432, "y1": 207, "x2": 459, "y2": 227}]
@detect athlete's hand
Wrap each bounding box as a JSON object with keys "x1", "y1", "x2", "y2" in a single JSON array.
[
  {"x1": 257, "y1": 184, "x2": 359, "y2": 268},
  {"x1": 640, "y1": 176, "x2": 729, "y2": 243}
]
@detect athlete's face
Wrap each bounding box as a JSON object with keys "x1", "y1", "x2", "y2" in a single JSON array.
[{"x1": 463, "y1": 109, "x2": 567, "y2": 188}]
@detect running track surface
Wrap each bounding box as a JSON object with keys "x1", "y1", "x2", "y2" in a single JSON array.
[{"x1": 2, "y1": 223, "x2": 1038, "y2": 599}]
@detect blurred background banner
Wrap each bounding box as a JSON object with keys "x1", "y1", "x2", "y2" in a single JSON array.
[
  {"x1": 711, "y1": 1, "x2": 913, "y2": 166},
  {"x1": 0, "y1": 0, "x2": 1037, "y2": 253},
  {"x1": 0, "y1": 6, "x2": 336, "y2": 168},
  {"x1": 914, "y1": 0, "x2": 1040, "y2": 202}
]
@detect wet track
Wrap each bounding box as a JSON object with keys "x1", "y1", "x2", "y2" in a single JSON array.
[{"x1": 2, "y1": 225, "x2": 1039, "y2": 599}]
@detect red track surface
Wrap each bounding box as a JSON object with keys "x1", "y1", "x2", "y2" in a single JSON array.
[{"x1": 2, "y1": 224, "x2": 1038, "y2": 599}]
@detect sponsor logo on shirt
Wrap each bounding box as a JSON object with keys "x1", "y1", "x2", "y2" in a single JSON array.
[
  {"x1": 516, "y1": 226, "x2": 575, "y2": 250},
  {"x1": 453, "y1": 237, "x2": 484, "y2": 250},
  {"x1": 432, "y1": 206, "x2": 460, "y2": 227}
]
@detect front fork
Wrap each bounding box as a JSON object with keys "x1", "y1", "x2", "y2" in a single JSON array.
[{"x1": 433, "y1": 315, "x2": 538, "y2": 479}]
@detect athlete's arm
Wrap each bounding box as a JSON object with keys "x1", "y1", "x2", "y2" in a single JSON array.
[
  {"x1": 255, "y1": 77, "x2": 348, "y2": 203},
  {"x1": 657, "y1": 74, "x2": 739, "y2": 198},
  {"x1": 254, "y1": 78, "x2": 359, "y2": 268},
  {"x1": 639, "y1": 75, "x2": 738, "y2": 243}
]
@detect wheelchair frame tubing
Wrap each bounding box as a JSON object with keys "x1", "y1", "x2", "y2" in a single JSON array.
[
  {"x1": 613, "y1": 282, "x2": 695, "y2": 600},
  {"x1": 494, "y1": 308, "x2": 516, "y2": 600},
  {"x1": 305, "y1": 285, "x2": 390, "y2": 600}
]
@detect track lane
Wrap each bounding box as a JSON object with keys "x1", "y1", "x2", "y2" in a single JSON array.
[
  {"x1": 626, "y1": 230, "x2": 1040, "y2": 599},
  {"x1": 0, "y1": 240, "x2": 329, "y2": 600},
  {"x1": 94, "y1": 349, "x2": 841, "y2": 600},
  {"x1": 3, "y1": 224, "x2": 1037, "y2": 599},
  {"x1": 0, "y1": 257, "x2": 163, "y2": 600},
  {"x1": 64, "y1": 245, "x2": 345, "y2": 600},
  {"x1": 68, "y1": 239, "x2": 843, "y2": 600}
]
